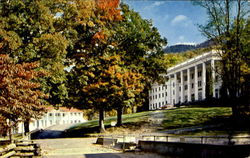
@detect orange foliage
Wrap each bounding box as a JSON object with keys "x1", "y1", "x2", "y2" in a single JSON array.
[
  {"x1": 96, "y1": 0, "x2": 122, "y2": 21},
  {"x1": 92, "y1": 31, "x2": 106, "y2": 43},
  {"x1": 0, "y1": 54, "x2": 47, "y2": 124}
]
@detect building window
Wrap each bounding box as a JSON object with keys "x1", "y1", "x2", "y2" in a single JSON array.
[
  {"x1": 191, "y1": 94, "x2": 195, "y2": 101},
  {"x1": 162, "y1": 93, "x2": 164, "y2": 97},
  {"x1": 155, "y1": 88, "x2": 157, "y2": 92},
  {"x1": 165, "y1": 92, "x2": 167, "y2": 96},
  {"x1": 191, "y1": 73, "x2": 194, "y2": 79},
  {"x1": 153, "y1": 96, "x2": 154, "y2": 99},
  {"x1": 159, "y1": 94, "x2": 161, "y2": 98},
  {"x1": 192, "y1": 83, "x2": 194, "y2": 89},
  {"x1": 173, "y1": 82, "x2": 175, "y2": 87},
  {"x1": 155, "y1": 95, "x2": 157, "y2": 99},
  {"x1": 162, "y1": 86, "x2": 164, "y2": 90},
  {"x1": 173, "y1": 99, "x2": 175, "y2": 105},
  {"x1": 198, "y1": 81, "x2": 202, "y2": 87},
  {"x1": 49, "y1": 113, "x2": 52, "y2": 117},
  {"x1": 165, "y1": 85, "x2": 167, "y2": 89},
  {"x1": 185, "y1": 85, "x2": 188, "y2": 90},
  {"x1": 215, "y1": 89, "x2": 219, "y2": 98},
  {"x1": 159, "y1": 102, "x2": 161, "y2": 107},
  {"x1": 184, "y1": 76, "x2": 187, "y2": 81},
  {"x1": 152, "y1": 89, "x2": 154, "y2": 93},
  {"x1": 185, "y1": 95, "x2": 188, "y2": 102},
  {"x1": 162, "y1": 101, "x2": 164, "y2": 105},
  {"x1": 179, "y1": 87, "x2": 181, "y2": 91},
  {"x1": 198, "y1": 92, "x2": 202, "y2": 100},
  {"x1": 159, "y1": 87, "x2": 161, "y2": 91},
  {"x1": 63, "y1": 113, "x2": 65, "y2": 117},
  {"x1": 198, "y1": 71, "x2": 202, "y2": 77},
  {"x1": 166, "y1": 101, "x2": 168, "y2": 104}
]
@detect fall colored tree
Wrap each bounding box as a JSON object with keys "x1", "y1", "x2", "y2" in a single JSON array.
[
  {"x1": 0, "y1": 54, "x2": 47, "y2": 139},
  {"x1": 0, "y1": 0, "x2": 69, "y2": 108},
  {"x1": 67, "y1": 1, "x2": 167, "y2": 131}
]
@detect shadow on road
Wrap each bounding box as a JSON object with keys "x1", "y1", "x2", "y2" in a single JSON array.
[{"x1": 31, "y1": 130, "x2": 65, "y2": 139}]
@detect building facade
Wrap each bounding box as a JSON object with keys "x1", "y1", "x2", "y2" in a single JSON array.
[
  {"x1": 17, "y1": 107, "x2": 86, "y2": 133},
  {"x1": 149, "y1": 50, "x2": 222, "y2": 110}
]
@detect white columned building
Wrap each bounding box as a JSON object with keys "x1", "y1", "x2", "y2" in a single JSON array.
[
  {"x1": 17, "y1": 106, "x2": 87, "y2": 133},
  {"x1": 149, "y1": 50, "x2": 222, "y2": 110}
]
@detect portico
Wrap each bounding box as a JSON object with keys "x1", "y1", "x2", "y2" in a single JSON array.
[{"x1": 149, "y1": 50, "x2": 222, "y2": 110}]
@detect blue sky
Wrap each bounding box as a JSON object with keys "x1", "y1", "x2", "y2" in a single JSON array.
[{"x1": 122, "y1": 0, "x2": 209, "y2": 46}]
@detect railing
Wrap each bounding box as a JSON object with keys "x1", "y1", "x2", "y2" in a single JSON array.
[{"x1": 98, "y1": 134, "x2": 250, "y2": 145}]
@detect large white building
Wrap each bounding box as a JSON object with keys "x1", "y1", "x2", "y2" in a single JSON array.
[
  {"x1": 149, "y1": 50, "x2": 222, "y2": 110},
  {"x1": 17, "y1": 106, "x2": 86, "y2": 133}
]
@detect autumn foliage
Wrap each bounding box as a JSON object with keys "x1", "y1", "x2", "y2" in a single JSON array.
[
  {"x1": 95, "y1": 0, "x2": 122, "y2": 21},
  {"x1": 0, "y1": 54, "x2": 47, "y2": 131}
]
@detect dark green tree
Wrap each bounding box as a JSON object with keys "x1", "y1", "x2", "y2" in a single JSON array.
[{"x1": 195, "y1": 0, "x2": 250, "y2": 117}]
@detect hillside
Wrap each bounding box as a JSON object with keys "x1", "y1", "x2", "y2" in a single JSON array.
[
  {"x1": 65, "y1": 107, "x2": 232, "y2": 137},
  {"x1": 164, "y1": 39, "x2": 214, "y2": 53}
]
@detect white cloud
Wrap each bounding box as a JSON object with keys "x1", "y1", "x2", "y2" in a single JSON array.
[
  {"x1": 175, "y1": 42, "x2": 197, "y2": 45},
  {"x1": 153, "y1": 2, "x2": 165, "y2": 7},
  {"x1": 143, "y1": 1, "x2": 165, "y2": 10},
  {"x1": 171, "y1": 15, "x2": 188, "y2": 25}
]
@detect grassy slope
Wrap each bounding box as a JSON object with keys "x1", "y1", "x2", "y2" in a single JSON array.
[{"x1": 66, "y1": 107, "x2": 232, "y2": 136}]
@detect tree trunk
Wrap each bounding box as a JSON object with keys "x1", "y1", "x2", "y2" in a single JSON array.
[
  {"x1": 116, "y1": 106, "x2": 123, "y2": 127},
  {"x1": 24, "y1": 119, "x2": 30, "y2": 136},
  {"x1": 8, "y1": 127, "x2": 12, "y2": 143},
  {"x1": 231, "y1": 96, "x2": 240, "y2": 118},
  {"x1": 99, "y1": 108, "x2": 105, "y2": 133}
]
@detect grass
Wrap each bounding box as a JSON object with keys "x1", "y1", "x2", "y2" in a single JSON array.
[{"x1": 65, "y1": 107, "x2": 233, "y2": 137}]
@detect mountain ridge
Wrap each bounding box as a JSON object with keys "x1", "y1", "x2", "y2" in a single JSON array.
[{"x1": 164, "y1": 39, "x2": 214, "y2": 53}]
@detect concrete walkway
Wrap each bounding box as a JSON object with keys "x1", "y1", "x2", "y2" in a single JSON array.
[{"x1": 34, "y1": 138, "x2": 166, "y2": 158}]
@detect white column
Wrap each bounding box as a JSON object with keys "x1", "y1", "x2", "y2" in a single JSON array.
[
  {"x1": 194, "y1": 66, "x2": 198, "y2": 101},
  {"x1": 211, "y1": 59, "x2": 215, "y2": 98},
  {"x1": 180, "y1": 70, "x2": 184, "y2": 103},
  {"x1": 174, "y1": 73, "x2": 177, "y2": 105},
  {"x1": 187, "y1": 68, "x2": 191, "y2": 102},
  {"x1": 202, "y1": 62, "x2": 206, "y2": 100},
  {"x1": 169, "y1": 76, "x2": 172, "y2": 105}
]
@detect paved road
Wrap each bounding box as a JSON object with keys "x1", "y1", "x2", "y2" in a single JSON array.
[
  {"x1": 34, "y1": 138, "x2": 166, "y2": 158},
  {"x1": 31, "y1": 123, "x2": 80, "y2": 139}
]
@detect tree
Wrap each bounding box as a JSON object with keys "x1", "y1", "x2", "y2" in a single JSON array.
[
  {"x1": 0, "y1": 54, "x2": 47, "y2": 140},
  {"x1": 66, "y1": 0, "x2": 123, "y2": 132},
  {"x1": 66, "y1": 1, "x2": 167, "y2": 131},
  {"x1": 195, "y1": 0, "x2": 250, "y2": 117},
  {"x1": 113, "y1": 3, "x2": 168, "y2": 112},
  {"x1": 0, "y1": 0, "x2": 69, "y2": 108}
]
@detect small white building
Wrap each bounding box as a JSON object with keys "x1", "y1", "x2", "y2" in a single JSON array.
[
  {"x1": 149, "y1": 50, "x2": 222, "y2": 110},
  {"x1": 17, "y1": 106, "x2": 86, "y2": 133}
]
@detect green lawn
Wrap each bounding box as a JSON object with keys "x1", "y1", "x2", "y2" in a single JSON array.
[{"x1": 66, "y1": 107, "x2": 232, "y2": 137}]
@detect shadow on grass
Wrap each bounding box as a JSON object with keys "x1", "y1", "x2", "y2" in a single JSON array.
[{"x1": 64, "y1": 121, "x2": 149, "y2": 137}]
